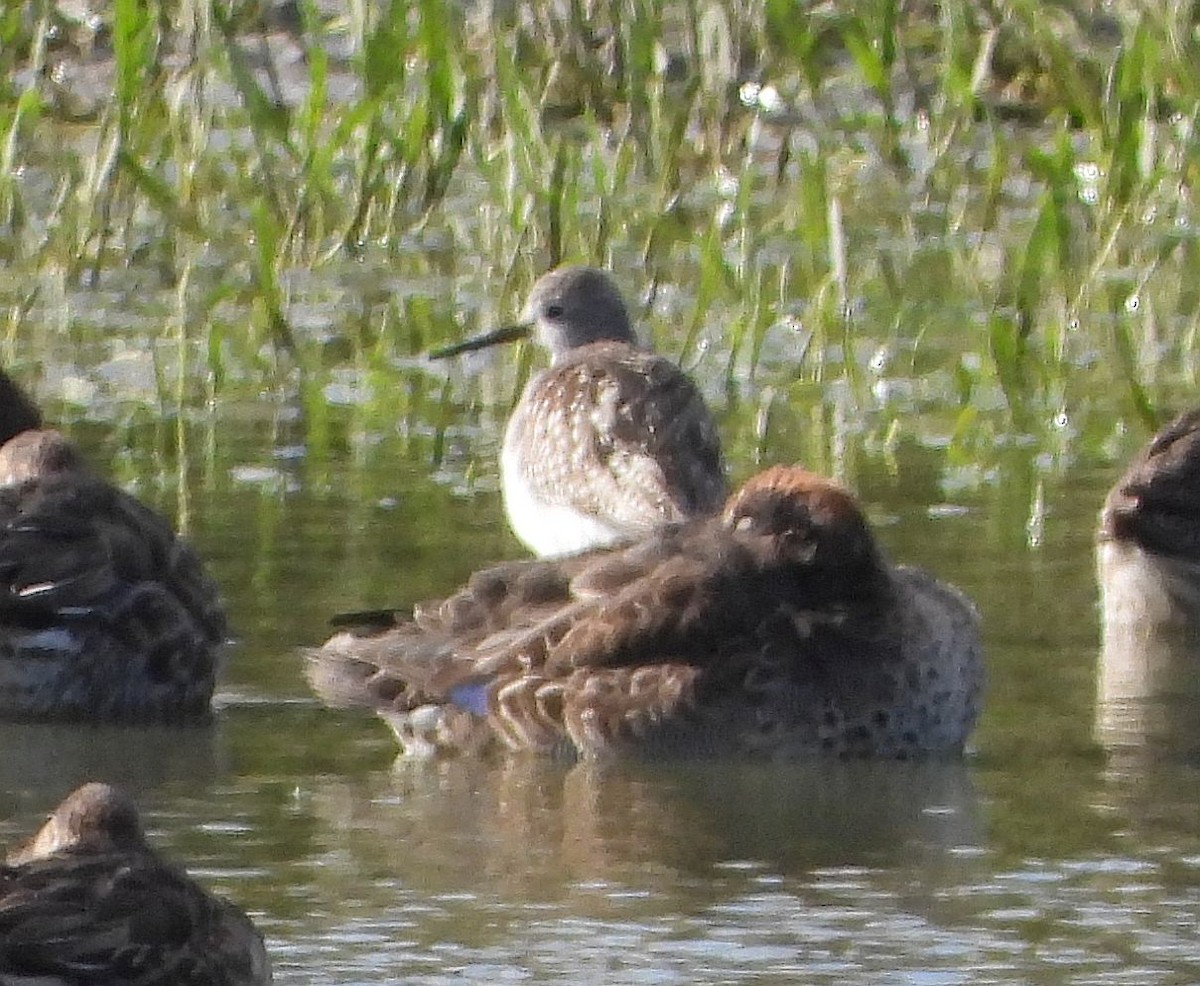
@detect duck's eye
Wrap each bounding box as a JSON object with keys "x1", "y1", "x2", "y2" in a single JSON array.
[{"x1": 545, "y1": 303, "x2": 565, "y2": 319}]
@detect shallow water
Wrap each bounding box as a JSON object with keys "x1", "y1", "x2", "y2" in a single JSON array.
[
  {"x1": 0, "y1": 393, "x2": 1198, "y2": 985},
  {"x1": 4, "y1": 12, "x2": 1200, "y2": 973}
]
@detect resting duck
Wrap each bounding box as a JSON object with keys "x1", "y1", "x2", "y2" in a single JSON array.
[
  {"x1": 1097, "y1": 408, "x2": 1200, "y2": 705},
  {"x1": 430, "y1": 266, "x2": 727, "y2": 557},
  {"x1": 0, "y1": 782, "x2": 271, "y2": 985},
  {"x1": 308, "y1": 465, "x2": 984, "y2": 759},
  {"x1": 0, "y1": 369, "x2": 227, "y2": 721}
]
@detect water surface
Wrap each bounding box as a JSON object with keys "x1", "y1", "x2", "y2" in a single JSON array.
[
  {"x1": 0, "y1": 391, "x2": 1197, "y2": 985},
  {"x1": 3, "y1": 14, "x2": 1200, "y2": 977}
]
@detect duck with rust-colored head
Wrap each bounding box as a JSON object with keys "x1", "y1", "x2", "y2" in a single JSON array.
[
  {"x1": 0, "y1": 369, "x2": 227, "y2": 721},
  {"x1": 0, "y1": 782, "x2": 270, "y2": 985},
  {"x1": 430, "y1": 266, "x2": 727, "y2": 557},
  {"x1": 308, "y1": 465, "x2": 983, "y2": 760}
]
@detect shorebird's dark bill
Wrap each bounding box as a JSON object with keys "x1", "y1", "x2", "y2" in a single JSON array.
[{"x1": 428, "y1": 323, "x2": 531, "y2": 359}]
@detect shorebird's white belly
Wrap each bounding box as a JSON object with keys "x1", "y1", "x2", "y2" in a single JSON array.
[{"x1": 501, "y1": 450, "x2": 626, "y2": 557}]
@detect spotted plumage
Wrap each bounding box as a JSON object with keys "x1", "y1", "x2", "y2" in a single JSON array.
[
  {"x1": 308, "y1": 466, "x2": 983, "y2": 760},
  {"x1": 0, "y1": 783, "x2": 270, "y2": 986},
  {"x1": 0, "y1": 370, "x2": 227, "y2": 721},
  {"x1": 431, "y1": 266, "x2": 727, "y2": 556}
]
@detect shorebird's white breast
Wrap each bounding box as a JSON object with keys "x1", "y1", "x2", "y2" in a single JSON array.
[
  {"x1": 500, "y1": 445, "x2": 627, "y2": 556},
  {"x1": 497, "y1": 363, "x2": 660, "y2": 557}
]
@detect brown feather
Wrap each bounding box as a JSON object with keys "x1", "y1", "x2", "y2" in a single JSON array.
[
  {"x1": 0, "y1": 783, "x2": 269, "y2": 985},
  {"x1": 507, "y1": 342, "x2": 727, "y2": 533},
  {"x1": 1100, "y1": 407, "x2": 1200, "y2": 559},
  {"x1": 309, "y1": 466, "x2": 982, "y2": 760},
  {"x1": 0, "y1": 375, "x2": 227, "y2": 721}
]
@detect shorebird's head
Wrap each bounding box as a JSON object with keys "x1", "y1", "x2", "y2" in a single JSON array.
[
  {"x1": 521, "y1": 266, "x2": 636, "y2": 358},
  {"x1": 428, "y1": 266, "x2": 636, "y2": 366},
  {"x1": 7, "y1": 783, "x2": 148, "y2": 864},
  {"x1": 0, "y1": 369, "x2": 44, "y2": 447},
  {"x1": 724, "y1": 465, "x2": 883, "y2": 576}
]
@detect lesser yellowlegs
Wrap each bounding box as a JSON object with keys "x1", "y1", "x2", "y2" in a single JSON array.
[{"x1": 431, "y1": 266, "x2": 727, "y2": 556}]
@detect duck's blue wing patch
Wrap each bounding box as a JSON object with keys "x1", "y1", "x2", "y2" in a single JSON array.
[{"x1": 448, "y1": 681, "x2": 490, "y2": 716}]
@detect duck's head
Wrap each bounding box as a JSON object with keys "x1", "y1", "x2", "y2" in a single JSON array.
[
  {"x1": 723, "y1": 465, "x2": 884, "y2": 579},
  {"x1": 7, "y1": 782, "x2": 148, "y2": 864}
]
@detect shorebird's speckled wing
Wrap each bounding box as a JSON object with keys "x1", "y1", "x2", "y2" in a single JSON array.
[{"x1": 506, "y1": 341, "x2": 727, "y2": 539}]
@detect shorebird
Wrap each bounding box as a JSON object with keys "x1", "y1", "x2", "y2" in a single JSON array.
[
  {"x1": 430, "y1": 265, "x2": 727, "y2": 556},
  {"x1": 0, "y1": 369, "x2": 227, "y2": 721},
  {"x1": 1097, "y1": 408, "x2": 1200, "y2": 706},
  {"x1": 308, "y1": 465, "x2": 984, "y2": 760},
  {"x1": 0, "y1": 782, "x2": 271, "y2": 985}
]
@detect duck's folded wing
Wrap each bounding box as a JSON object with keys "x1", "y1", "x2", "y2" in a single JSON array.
[
  {"x1": 358, "y1": 518, "x2": 759, "y2": 682},
  {"x1": 309, "y1": 552, "x2": 602, "y2": 711},
  {"x1": 0, "y1": 477, "x2": 226, "y2": 645},
  {"x1": 0, "y1": 853, "x2": 257, "y2": 985},
  {"x1": 322, "y1": 527, "x2": 722, "y2": 699},
  {"x1": 418, "y1": 556, "x2": 586, "y2": 635},
  {"x1": 309, "y1": 592, "x2": 596, "y2": 713},
  {"x1": 0, "y1": 500, "x2": 118, "y2": 617},
  {"x1": 545, "y1": 527, "x2": 778, "y2": 674}
]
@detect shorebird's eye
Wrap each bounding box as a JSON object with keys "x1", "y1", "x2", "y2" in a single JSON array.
[{"x1": 545, "y1": 304, "x2": 564, "y2": 319}]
